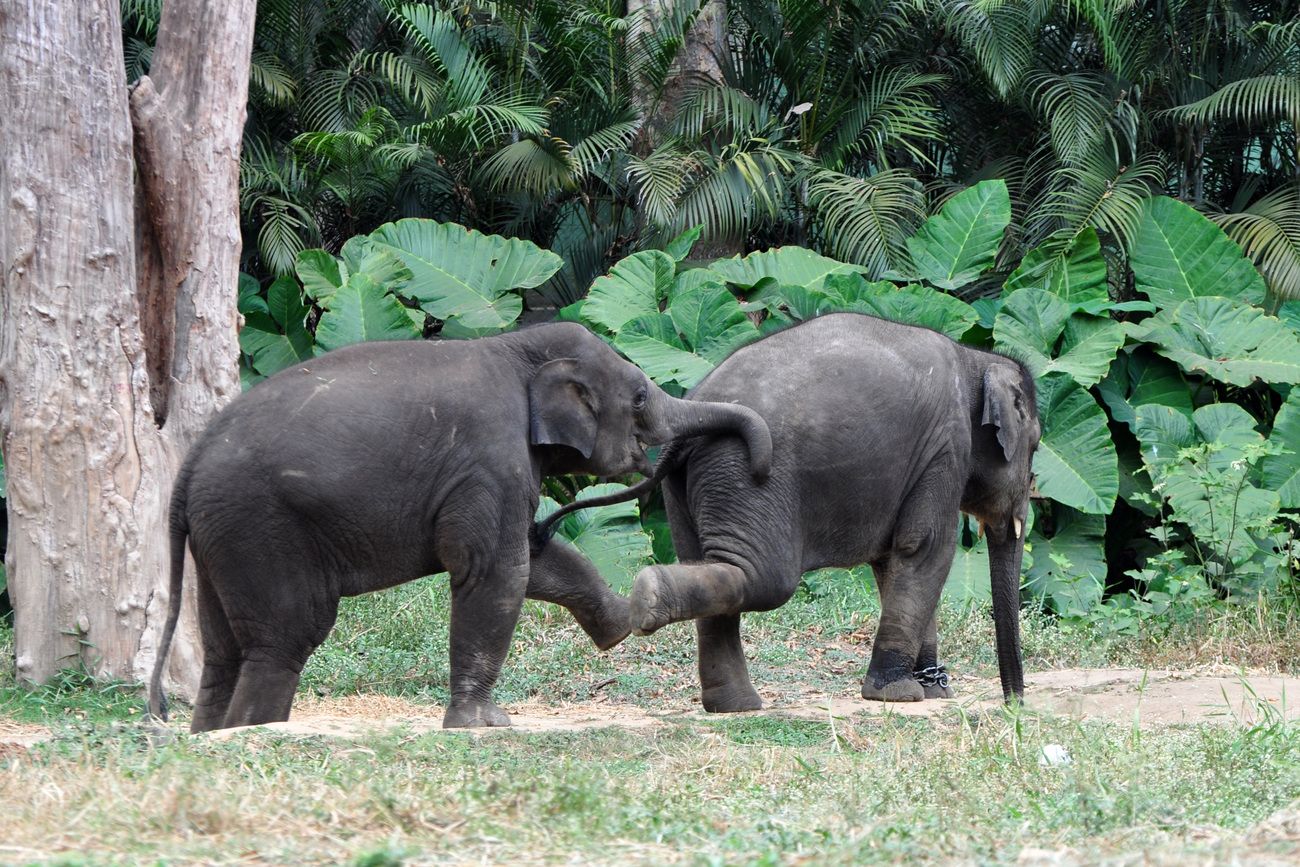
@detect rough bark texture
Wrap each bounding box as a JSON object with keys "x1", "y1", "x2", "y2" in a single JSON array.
[{"x1": 0, "y1": 0, "x2": 252, "y2": 696}]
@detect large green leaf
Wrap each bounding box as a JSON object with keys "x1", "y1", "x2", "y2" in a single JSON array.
[
  {"x1": 666, "y1": 283, "x2": 760, "y2": 364},
  {"x1": 664, "y1": 225, "x2": 703, "y2": 262},
  {"x1": 367, "y1": 219, "x2": 562, "y2": 332},
  {"x1": 582, "y1": 250, "x2": 677, "y2": 334},
  {"x1": 1263, "y1": 390, "x2": 1300, "y2": 509},
  {"x1": 238, "y1": 275, "x2": 315, "y2": 376},
  {"x1": 613, "y1": 314, "x2": 715, "y2": 390},
  {"x1": 905, "y1": 180, "x2": 1011, "y2": 291},
  {"x1": 314, "y1": 274, "x2": 423, "y2": 352},
  {"x1": 1131, "y1": 196, "x2": 1267, "y2": 309},
  {"x1": 298, "y1": 238, "x2": 411, "y2": 308},
  {"x1": 705, "y1": 247, "x2": 866, "y2": 291},
  {"x1": 1033, "y1": 373, "x2": 1118, "y2": 514},
  {"x1": 1097, "y1": 349, "x2": 1193, "y2": 432},
  {"x1": 944, "y1": 515, "x2": 991, "y2": 603},
  {"x1": 1025, "y1": 507, "x2": 1106, "y2": 617},
  {"x1": 1132, "y1": 297, "x2": 1300, "y2": 385},
  {"x1": 536, "y1": 484, "x2": 654, "y2": 591},
  {"x1": 754, "y1": 273, "x2": 979, "y2": 341},
  {"x1": 1003, "y1": 228, "x2": 1109, "y2": 304},
  {"x1": 993, "y1": 288, "x2": 1124, "y2": 387}
]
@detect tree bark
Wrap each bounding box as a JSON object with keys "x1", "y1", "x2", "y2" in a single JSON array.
[{"x1": 0, "y1": 0, "x2": 251, "y2": 696}]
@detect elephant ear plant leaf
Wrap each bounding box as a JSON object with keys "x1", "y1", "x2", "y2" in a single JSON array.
[
  {"x1": 1262, "y1": 390, "x2": 1300, "y2": 509},
  {"x1": 582, "y1": 250, "x2": 678, "y2": 334},
  {"x1": 313, "y1": 274, "x2": 424, "y2": 351},
  {"x1": 1131, "y1": 297, "x2": 1300, "y2": 386},
  {"x1": 1131, "y1": 195, "x2": 1268, "y2": 309},
  {"x1": 1096, "y1": 349, "x2": 1194, "y2": 432},
  {"x1": 536, "y1": 483, "x2": 654, "y2": 592},
  {"x1": 238, "y1": 275, "x2": 315, "y2": 377},
  {"x1": 904, "y1": 179, "x2": 1011, "y2": 291},
  {"x1": 1032, "y1": 373, "x2": 1118, "y2": 515},
  {"x1": 993, "y1": 288, "x2": 1125, "y2": 387},
  {"x1": 705, "y1": 246, "x2": 867, "y2": 292},
  {"x1": 1024, "y1": 507, "x2": 1106, "y2": 617},
  {"x1": 1003, "y1": 227, "x2": 1109, "y2": 304},
  {"x1": 368, "y1": 219, "x2": 563, "y2": 335},
  {"x1": 612, "y1": 284, "x2": 759, "y2": 390}
]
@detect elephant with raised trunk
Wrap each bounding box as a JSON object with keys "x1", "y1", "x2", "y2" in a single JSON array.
[
  {"x1": 539, "y1": 313, "x2": 1039, "y2": 710},
  {"x1": 149, "y1": 322, "x2": 771, "y2": 731}
]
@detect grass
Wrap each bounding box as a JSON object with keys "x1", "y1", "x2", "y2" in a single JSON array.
[{"x1": 2, "y1": 573, "x2": 1300, "y2": 864}]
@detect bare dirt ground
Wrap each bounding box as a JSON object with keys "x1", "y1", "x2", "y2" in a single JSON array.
[
  {"x1": 3, "y1": 666, "x2": 1294, "y2": 746},
  {"x1": 195, "y1": 665, "x2": 1300, "y2": 741}
]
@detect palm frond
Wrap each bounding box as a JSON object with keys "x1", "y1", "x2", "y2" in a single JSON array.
[
  {"x1": 1213, "y1": 184, "x2": 1300, "y2": 300},
  {"x1": 626, "y1": 139, "x2": 695, "y2": 228},
  {"x1": 806, "y1": 168, "x2": 927, "y2": 278},
  {"x1": 821, "y1": 69, "x2": 946, "y2": 170},
  {"x1": 476, "y1": 137, "x2": 575, "y2": 194},
  {"x1": 249, "y1": 50, "x2": 298, "y2": 107},
  {"x1": 1031, "y1": 150, "x2": 1165, "y2": 250},
  {"x1": 1163, "y1": 75, "x2": 1300, "y2": 127},
  {"x1": 938, "y1": 0, "x2": 1038, "y2": 98}
]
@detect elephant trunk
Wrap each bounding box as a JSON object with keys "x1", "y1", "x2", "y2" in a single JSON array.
[
  {"x1": 645, "y1": 390, "x2": 772, "y2": 482},
  {"x1": 986, "y1": 512, "x2": 1026, "y2": 702}
]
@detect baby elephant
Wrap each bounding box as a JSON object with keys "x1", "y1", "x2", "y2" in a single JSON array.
[
  {"x1": 541, "y1": 313, "x2": 1040, "y2": 710},
  {"x1": 150, "y1": 322, "x2": 770, "y2": 731}
]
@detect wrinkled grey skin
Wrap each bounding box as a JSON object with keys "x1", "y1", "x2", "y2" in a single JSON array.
[
  {"x1": 543, "y1": 313, "x2": 1039, "y2": 709},
  {"x1": 148, "y1": 322, "x2": 771, "y2": 732}
]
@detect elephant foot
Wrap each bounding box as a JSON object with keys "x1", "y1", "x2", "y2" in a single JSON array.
[
  {"x1": 584, "y1": 596, "x2": 632, "y2": 651},
  {"x1": 861, "y1": 677, "x2": 925, "y2": 703},
  {"x1": 443, "y1": 699, "x2": 511, "y2": 729},
  {"x1": 629, "y1": 566, "x2": 674, "y2": 636},
  {"x1": 923, "y1": 684, "x2": 955, "y2": 699},
  {"x1": 701, "y1": 683, "x2": 763, "y2": 714}
]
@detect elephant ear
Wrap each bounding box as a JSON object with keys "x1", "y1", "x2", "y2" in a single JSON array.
[
  {"x1": 982, "y1": 364, "x2": 1031, "y2": 462},
  {"x1": 529, "y1": 358, "x2": 598, "y2": 458}
]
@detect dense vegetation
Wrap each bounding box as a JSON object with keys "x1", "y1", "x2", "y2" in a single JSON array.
[{"x1": 14, "y1": 0, "x2": 1291, "y2": 632}]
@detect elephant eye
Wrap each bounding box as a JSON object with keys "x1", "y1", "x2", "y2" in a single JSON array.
[{"x1": 632, "y1": 387, "x2": 648, "y2": 410}]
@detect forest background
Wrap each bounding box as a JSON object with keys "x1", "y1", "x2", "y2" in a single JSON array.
[{"x1": 5, "y1": 0, "x2": 1300, "y2": 644}]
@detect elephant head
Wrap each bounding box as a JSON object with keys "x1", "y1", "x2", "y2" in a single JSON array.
[
  {"x1": 524, "y1": 323, "x2": 772, "y2": 481},
  {"x1": 963, "y1": 357, "x2": 1041, "y2": 700}
]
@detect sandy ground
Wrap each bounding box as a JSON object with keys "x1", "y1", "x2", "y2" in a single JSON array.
[
  {"x1": 2, "y1": 667, "x2": 1295, "y2": 746},
  {"x1": 197, "y1": 666, "x2": 1300, "y2": 741}
]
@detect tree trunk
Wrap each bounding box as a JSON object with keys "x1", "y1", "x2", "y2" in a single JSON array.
[
  {"x1": 629, "y1": 0, "x2": 741, "y2": 260},
  {"x1": 0, "y1": 0, "x2": 251, "y2": 696}
]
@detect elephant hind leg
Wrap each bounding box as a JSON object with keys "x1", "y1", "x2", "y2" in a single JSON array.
[
  {"x1": 190, "y1": 574, "x2": 241, "y2": 733},
  {"x1": 527, "y1": 538, "x2": 629, "y2": 650}
]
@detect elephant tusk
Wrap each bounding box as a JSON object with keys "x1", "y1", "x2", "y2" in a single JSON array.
[
  {"x1": 978, "y1": 521, "x2": 986, "y2": 540},
  {"x1": 1013, "y1": 517, "x2": 1023, "y2": 540}
]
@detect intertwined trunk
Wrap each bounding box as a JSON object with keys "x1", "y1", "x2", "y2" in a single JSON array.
[{"x1": 0, "y1": 0, "x2": 252, "y2": 695}]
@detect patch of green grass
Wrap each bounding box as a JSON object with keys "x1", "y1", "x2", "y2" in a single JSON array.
[{"x1": 3, "y1": 705, "x2": 1298, "y2": 864}]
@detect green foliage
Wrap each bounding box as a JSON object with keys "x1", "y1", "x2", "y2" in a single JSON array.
[
  {"x1": 1033, "y1": 374, "x2": 1118, "y2": 516},
  {"x1": 536, "y1": 483, "x2": 654, "y2": 592},
  {"x1": 1132, "y1": 298, "x2": 1300, "y2": 386},
  {"x1": 238, "y1": 275, "x2": 314, "y2": 377},
  {"x1": 368, "y1": 220, "x2": 562, "y2": 335},
  {"x1": 904, "y1": 180, "x2": 1011, "y2": 291},
  {"x1": 1131, "y1": 197, "x2": 1268, "y2": 309},
  {"x1": 993, "y1": 289, "x2": 1125, "y2": 387}
]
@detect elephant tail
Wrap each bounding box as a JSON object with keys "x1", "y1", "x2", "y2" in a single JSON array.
[
  {"x1": 531, "y1": 440, "x2": 688, "y2": 549},
  {"x1": 148, "y1": 470, "x2": 190, "y2": 722}
]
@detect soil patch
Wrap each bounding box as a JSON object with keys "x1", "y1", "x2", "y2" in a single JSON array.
[{"x1": 198, "y1": 666, "x2": 1300, "y2": 741}]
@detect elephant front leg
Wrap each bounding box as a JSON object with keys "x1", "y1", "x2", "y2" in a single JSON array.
[
  {"x1": 697, "y1": 614, "x2": 762, "y2": 713},
  {"x1": 527, "y1": 537, "x2": 630, "y2": 650},
  {"x1": 444, "y1": 559, "x2": 529, "y2": 729}
]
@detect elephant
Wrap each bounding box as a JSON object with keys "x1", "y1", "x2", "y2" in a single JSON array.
[
  {"x1": 148, "y1": 321, "x2": 772, "y2": 731},
  {"x1": 537, "y1": 312, "x2": 1040, "y2": 710}
]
